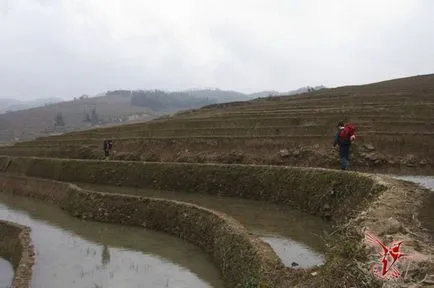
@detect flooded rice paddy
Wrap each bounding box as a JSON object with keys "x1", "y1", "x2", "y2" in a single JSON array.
[
  {"x1": 1, "y1": 175, "x2": 432, "y2": 287},
  {"x1": 0, "y1": 257, "x2": 13, "y2": 288},
  {"x1": 0, "y1": 192, "x2": 224, "y2": 288},
  {"x1": 77, "y1": 183, "x2": 331, "y2": 268}
]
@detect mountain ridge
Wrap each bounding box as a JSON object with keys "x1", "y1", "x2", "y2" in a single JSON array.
[{"x1": 0, "y1": 85, "x2": 325, "y2": 143}]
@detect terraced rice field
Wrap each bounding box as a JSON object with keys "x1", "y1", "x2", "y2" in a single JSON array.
[
  {"x1": 1, "y1": 74, "x2": 434, "y2": 288},
  {"x1": 1, "y1": 74, "x2": 433, "y2": 174}
]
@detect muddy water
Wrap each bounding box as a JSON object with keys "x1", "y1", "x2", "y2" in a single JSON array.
[
  {"x1": 391, "y1": 175, "x2": 434, "y2": 240},
  {"x1": 0, "y1": 257, "x2": 13, "y2": 288},
  {"x1": 78, "y1": 183, "x2": 331, "y2": 268},
  {"x1": 0, "y1": 193, "x2": 224, "y2": 288},
  {"x1": 392, "y1": 175, "x2": 434, "y2": 191}
]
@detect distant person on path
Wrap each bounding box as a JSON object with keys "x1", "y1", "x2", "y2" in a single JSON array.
[
  {"x1": 103, "y1": 139, "x2": 112, "y2": 159},
  {"x1": 103, "y1": 140, "x2": 109, "y2": 158},
  {"x1": 333, "y1": 121, "x2": 356, "y2": 170}
]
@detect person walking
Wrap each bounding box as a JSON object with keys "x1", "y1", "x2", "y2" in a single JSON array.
[
  {"x1": 103, "y1": 139, "x2": 112, "y2": 159},
  {"x1": 333, "y1": 121, "x2": 356, "y2": 170}
]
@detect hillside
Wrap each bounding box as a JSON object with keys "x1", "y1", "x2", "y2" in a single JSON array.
[
  {"x1": 2, "y1": 74, "x2": 432, "y2": 174},
  {"x1": 0, "y1": 97, "x2": 63, "y2": 114},
  {"x1": 0, "y1": 89, "x2": 261, "y2": 143},
  {"x1": 0, "y1": 92, "x2": 153, "y2": 143},
  {"x1": 0, "y1": 86, "x2": 321, "y2": 144},
  {"x1": 183, "y1": 88, "x2": 252, "y2": 103},
  {"x1": 248, "y1": 86, "x2": 326, "y2": 98}
]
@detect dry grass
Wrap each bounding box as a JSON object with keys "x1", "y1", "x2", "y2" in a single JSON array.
[
  {"x1": 1, "y1": 156, "x2": 432, "y2": 287},
  {"x1": 2, "y1": 74, "x2": 434, "y2": 174}
]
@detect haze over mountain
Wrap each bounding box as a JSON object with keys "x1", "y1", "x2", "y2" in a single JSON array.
[
  {"x1": 1, "y1": 1, "x2": 432, "y2": 143},
  {"x1": 249, "y1": 86, "x2": 326, "y2": 98},
  {"x1": 0, "y1": 85, "x2": 325, "y2": 143},
  {"x1": 3, "y1": 74, "x2": 432, "y2": 175},
  {"x1": 0, "y1": 98, "x2": 63, "y2": 114}
]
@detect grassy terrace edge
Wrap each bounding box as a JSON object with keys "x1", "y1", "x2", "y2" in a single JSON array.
[
  {"x1": 0, "y1": 219, "x2": 34, "y2": 288},
  {"x1": 0, "y1": 156, "x2": 383, "y2": 221},
  {"x1": 0, "y1": 156, "x2": 433, "y2": 287},
  {"x1": 0, "y1": 174, "x2": 287, "y2": 288}
]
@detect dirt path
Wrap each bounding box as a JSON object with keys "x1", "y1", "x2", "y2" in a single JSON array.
[{"x1": 351, "y1": 175, "x2": 434, "y2": 287}]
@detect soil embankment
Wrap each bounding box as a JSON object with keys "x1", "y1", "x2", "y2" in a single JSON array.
[
  {"x1": 2, "y1": 75, "x2": 433, "y2": 174},
  {"x1": 1, "y1": 135, "x2": 432, "y2": 175},
  {"x1": 390, "y1": 175, "x2": 434, "y2": 248},
  {"x1": 0, "y1": 155, "x2": 384, "y2": 222},
  {"x1": 78, "y1": 182, "x2": 330, "y2": 268},
  {"x1": 1, "y1": 75, "x2": 434, "y2": 175},
  {"x1": 0, "y1": 173, "x2": 288, "y2": 288},
  {"x1": 0, "y1": 192, "x2": 224, "y2": 288},
  {"x1": 0, "y1": 219, "x2": 34, "y2": 288},
  {"x1": 0, "y1": 155, "x2": 433, "y2": 287}
]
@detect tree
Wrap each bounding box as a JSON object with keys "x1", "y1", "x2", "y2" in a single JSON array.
[
  {"x1": 90, "y1": 107, "x2": 99, "y2": 123},
  {"x1": 84, "y1": 113, "x2": 91, "y2": 122},
  {"x1": 54, "y1": 112, "x2": 65, "y2": 127},
  {"x1": 83, "y1": 104, "x2": 99, "y2": 124}
]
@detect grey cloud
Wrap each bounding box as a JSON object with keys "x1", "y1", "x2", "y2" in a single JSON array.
[{"x1": 0, "y1": 0, "x2": 433, "y2": 100}]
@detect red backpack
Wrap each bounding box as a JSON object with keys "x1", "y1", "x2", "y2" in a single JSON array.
[{"x1": 339, "y1": 123, "x2": 355, "y2": 141}]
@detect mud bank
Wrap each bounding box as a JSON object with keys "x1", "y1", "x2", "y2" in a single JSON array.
[
  {"x1": 0, "y1": 219, "x2": 34, "y2": 288},
  {"x1": 0, "y1": 157, "x2": 433, "y2": 287},
  {"x1": 336, "y1": 175, "x2": 434, "y2": 288},
  {"x1": 390, "y1": 175, "x2": 434, "y2": 244},
  {"x1": 0, "y1": 156, "x2": 385, "y2": 222},
  {"x1": 78, "y1": 182, "x2": 330, "y2": 269},
  {"x1": 1, "y1": 144, "x2": 432, "y2": 175},
  {"x1": 0, "y1": 193, "x2": 224, "y2": 288},
  {"x1": 0, "y1": 174, "x2": 289, "y2": 288}
]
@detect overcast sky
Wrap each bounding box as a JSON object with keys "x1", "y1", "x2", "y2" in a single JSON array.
[{"x1": 1, "y1": 0, "x2": 433, "y2": 100}]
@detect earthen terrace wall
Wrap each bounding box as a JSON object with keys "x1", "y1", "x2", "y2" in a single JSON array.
[
  {"x1": 1, "y1": 157, "x2": 432, "y2": 287},
  {"x1": 0, "y1": 174, "x2": 289, "y2": 288},
  {"x1": 0, "y1": 156, "x2": 386, "y2": 222},
  {"x1": 0, "y1": 219, "x2": 34, "y2": 288}
]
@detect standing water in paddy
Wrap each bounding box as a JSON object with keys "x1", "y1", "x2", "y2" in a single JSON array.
[
  {"x1": 0, "y1": 257, "x2": 14, "y2": 288},
  {"x1": 0, "y1": 193, "x2": 224, "y2": 288},
  {"x1": 391, "y1": 175, "x2": 434, "y2": 191},
  {"x1": 78, "y1": 183, "x2": 331, "y2": 269}
]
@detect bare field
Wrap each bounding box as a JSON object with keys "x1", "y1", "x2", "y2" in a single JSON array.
[
  {"x1": 2, "y1": 74, "x2": 434, "y2": 173},
  {"x1": 1, "y1": 73, "x2": 434, "y2": 287}
]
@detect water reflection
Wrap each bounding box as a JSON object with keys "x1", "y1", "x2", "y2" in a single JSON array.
[
  {"x1": 0, "y1": 193, "x2": 224, "y2": 288},
  {"x1": 260, "y1": 236, "x2": 324, "y2": 268},
  {"x1": 78, "y1": 183, "x2": 330, "y2": 268},
  {"x1": 101, "y1": 245, "x2": 110, "y2": 268}
]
